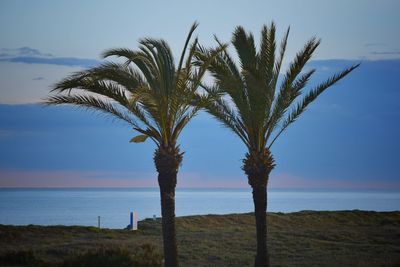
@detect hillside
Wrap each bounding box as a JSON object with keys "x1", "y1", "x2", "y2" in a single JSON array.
[{"x1": 0, "y1": 211, "x2": 399, "y2": 266}]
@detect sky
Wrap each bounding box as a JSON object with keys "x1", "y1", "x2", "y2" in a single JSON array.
[{"x1": 0, "y1": 0, "x2": 399, "y2": 189}]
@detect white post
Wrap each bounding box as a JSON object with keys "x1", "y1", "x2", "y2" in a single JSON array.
[
  {"x1": 133, "y1": 211, "x2": 138, "y2": 230},
  {"x1": 130, "y1": 211, "x2": 138, "y2": 230}
]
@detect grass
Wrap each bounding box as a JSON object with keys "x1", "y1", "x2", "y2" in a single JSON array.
[{"x1": 0, "y1": 210, "x2": 399, "y2": 266}]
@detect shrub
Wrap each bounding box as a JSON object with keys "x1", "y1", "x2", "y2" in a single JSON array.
[
  {"x1": 60, "y1": 244, "x2": 162, "y2": 267},
  {"x1": 0, "y1": 250, "x2": 46, "y2": 266},
  {"x1": 132, "y1": 243, "x2": 163, "y2": 267}
]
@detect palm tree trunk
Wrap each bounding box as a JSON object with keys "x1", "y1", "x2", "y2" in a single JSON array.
[
  {"x1": 252, "y1": 183, "x2": 269, "y2": 267},
  {"x1": 154, "y1": 146, "x2": 182, "y2": 267},
  {"x1": 243, "y1": 150, "x2": 274, "y2": 267},
  {"x1": 158, "y1": 171, "x2": 179, "y2": 267}
]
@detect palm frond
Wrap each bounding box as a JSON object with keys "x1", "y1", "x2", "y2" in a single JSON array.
[
  {"x1": 102, "y1": 48, "x2": 135, "y2": 59},
  {"x1": 177, "y1": 21, "x2": 199, "y2": 74},
  {"x1": 191, "y1": 44, "x2": 228, "y2": 93},
  {"x1": 84, "y1": 62, "x2": 147, "y2": 93},
  {"x1": 170, "y1": 107, "x2": 198, "y2": 143},
  {"x1": 206, "y1": 48, "x2": 251, "y2": 125},
  {"x1": 206, "y1": 98, "x2": 250, "y2": 147},
  {"x1": 258, "y1": 22, "x2": 276, "y2": 88},
  {"x1": 268, "y1": 63, "x2": 360, "y2": 148},
  {"x1": 265, "y1": 38, "x2": 320, "y2": 140},
  {"x1": 140, "y1": 38, "x2": 175, "y2": 94},
  {"x1": 103, "y1": 48, "x2": 159, "y2": 91},
  {"x1": 45, "y1": 94, "x2": 138, "y2": 127},
  {"x1": 200, "y1": 23, "x2": 359, "y2": 155},
  {"x1": 46, "y1": 23, "x2": 214, "y2": 149},
  {"x1": 232, "y1": 26, "x2": 257, "y2": 71},
  {"x1": 53, "y1": 75, "x2": 129, "y2": 107},
  {"x1": 272, "y1": 26, "x2": 290, "y2": 89},
  {"x1": 214, "y1": 35, "x2": 241, "y2": 78}
]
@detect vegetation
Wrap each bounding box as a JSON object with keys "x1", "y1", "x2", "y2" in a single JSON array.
[
  {"x1": 45, "y1": 23, "x2": 222, "y2": 267},
  {"x1": 60, "y1": 245, "x2": 162, "y2": 267},
  {"x1": 0, "y1": 250, "x2": 48, "y2": 266},
  {"x1": 0, "y1": 211, "x2": 399, "y2": 266},
  {"x1": 196, "y1": 22, "x2": 359, "y2": 266}
]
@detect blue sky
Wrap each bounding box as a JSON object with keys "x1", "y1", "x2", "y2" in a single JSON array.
[{"x1": 0, "y1": 0, "x2": 399, "y2": 188}]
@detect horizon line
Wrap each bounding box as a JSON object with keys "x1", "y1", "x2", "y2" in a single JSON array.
[{"x1": 1, "y1": 186, "x2": 399, "y2": 191}]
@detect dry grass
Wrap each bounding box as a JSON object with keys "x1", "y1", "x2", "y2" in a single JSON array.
[{"x1": 1, "y1": 210, "x2": 399, "y2": 266}]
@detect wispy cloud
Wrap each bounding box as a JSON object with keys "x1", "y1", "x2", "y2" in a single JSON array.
[
  {"x1": 269, "y1": 173, "x2": 400, "y2": 190},
  {"x1": 0, "y1": 47, "x2": 99, "y2": 67},
  {"x1": 0, "y1": 47, "x2": 53, "y2": 57},
  {"x1": 32, "y1": 76, "x2": 45, "y2": 81},
  {"x1": 0, "y1": 170, "x2": 158, "y2": 188},
  {"x1": 0, "y1": 130, "x2": 13, "y2": 139},
  {"x1": 0, "y1": 170, "x2": 246, "y2": 188},
  {"x1": 1, "y1": 169, "x2": 399, "y2": 189},
  {"x1": 371, "y1": 50, "x2": 400, "y2": 55},
  {"x1": 364, "y1": 43, "x2": 388, "y2": 47}
]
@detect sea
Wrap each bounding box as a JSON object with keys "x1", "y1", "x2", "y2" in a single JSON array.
[{"x1": 0, "y1": 188, "x2": 399, "y2": 229}]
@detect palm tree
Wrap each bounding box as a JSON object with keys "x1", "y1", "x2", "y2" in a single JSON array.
[
  {"x1": 45, "y1": 23, "x2": 223, "y2": 267},
  {"x1": 196, "y1": 23, "x2": 359, "y2": 266}
]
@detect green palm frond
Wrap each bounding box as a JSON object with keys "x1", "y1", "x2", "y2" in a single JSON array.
[
  {"x1": 102, "y1": 48, "x2": 138, "y2": 60},
  {"x1": 199, "y1": 22, "x2": 359, "y2": 154},
  {"x1": 214, "y1": 35, "x2": 241, "y2": 78},
  {"x1": 266, "y1": 38, "x2": 321, "y2": 136},
  {"x1": 45, "y1": 94, "x2": 137, "y2": 127},
  {"x1": 83, "y1": 62, "x2": 146, "y2": 93},
  {"x1": 207, "y1": 98, "x2": 250, "y2": 146},
  {"x1": 268, "y1": 63, "x2": 360, "y2": 148},
  {"x1": 46, "y1": 22, "x2": 217, "y2": 149},
  {"x1": 199, "y1": 82, "x2": 250, "y2": 146},
  {"x1": 139, "y1": 38, "x2": 176, "y2": 93},
  {"x1": 203, "y1": 46, "x2": 251, "y2": 127},
  {"x1": 263, "y1": 26, "x2": 290, "y2": 121},
  {"x1": 264, "y1": 68, "x2": 317, "y2": 141},
  {"x1": 233, "y1": 26, "x2": 257, "y2": 71},
  {"x1": 104, "y1": 48, "x2": 159, "y2": 90},
  {"x1": 191, "y1": 44, "x2": 228, "y2": 92},
  {"x1": 177, "y1": 22, "x2": 199, "y2": 73},
  {"x1": 258, "y1": 22, "x2": 276, "y2": 90}
]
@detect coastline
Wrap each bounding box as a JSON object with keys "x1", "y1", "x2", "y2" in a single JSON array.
[{"x1": 1, "y1": 188, "x2": 399, "y2": 229}]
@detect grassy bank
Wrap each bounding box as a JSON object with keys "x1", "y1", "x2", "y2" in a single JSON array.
[{"x1": 0, "y1": 210, "x2": 399, "y2": 266}]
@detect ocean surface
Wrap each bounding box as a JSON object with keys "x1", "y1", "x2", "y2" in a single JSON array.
[{"x1": 0, "y1": 188, "x2": 399, "y2": 229}]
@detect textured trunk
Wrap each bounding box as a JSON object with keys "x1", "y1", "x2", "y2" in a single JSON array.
[
  {"x1": 154, "y1": 146, "x2": 182, "y2": 267},
  {"x1": 242, "y1": 149, "x2": 274, "y2": 267},
  {"x1": 158, "y1": 172, "x2": 178, "y2": 267},
  {"x1": 252, "y1": 184, "x2": 269, "y2": 267}
]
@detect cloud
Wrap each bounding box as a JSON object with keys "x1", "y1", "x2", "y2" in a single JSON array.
[
  {"x1": 269, "y1": 173, "x2": 400, "y2": 190},
  {"x1": 0, "y1": 47, "x2": 99, "y2": 67},
  {"x1": 0, "y1": 47, "x2": 52, "y2": 57},
  {"x1": 1, "y1": 169, "x2": 399, "y2": 189},
  {"x1": 364, "y1": 43, "x2": 388, "y2": 47},
  {"x1": 32, "y1": 76, "x2": 45, "y2": 81},
  {"x1": 0, "y1": 170, "x2": 244, "y2": 188},
  {"x1": 0, "y1": 129, "x2": 13, "y2": 139},
  {"x1": 0, "y1": 56, "x2": 99, "y2": 67},
  {"x1": 0, "y1": 170, "x2": 158, "y2": 188},
  {"x1": 370, "y1": 51, "x2": 400, "y2": 55}
]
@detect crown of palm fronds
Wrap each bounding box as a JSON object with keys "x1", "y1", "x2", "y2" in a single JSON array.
[
  {"x1": 46, "y1": 23, "x2": 225, "y2": 148},
  {"x1": 197, "y1": 22, "x2": 359, "y2": 152}
]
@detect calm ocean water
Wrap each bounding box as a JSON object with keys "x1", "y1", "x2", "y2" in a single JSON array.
[{"x1": 0, "y1": 188, "x2": 399, "y2": 229}]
